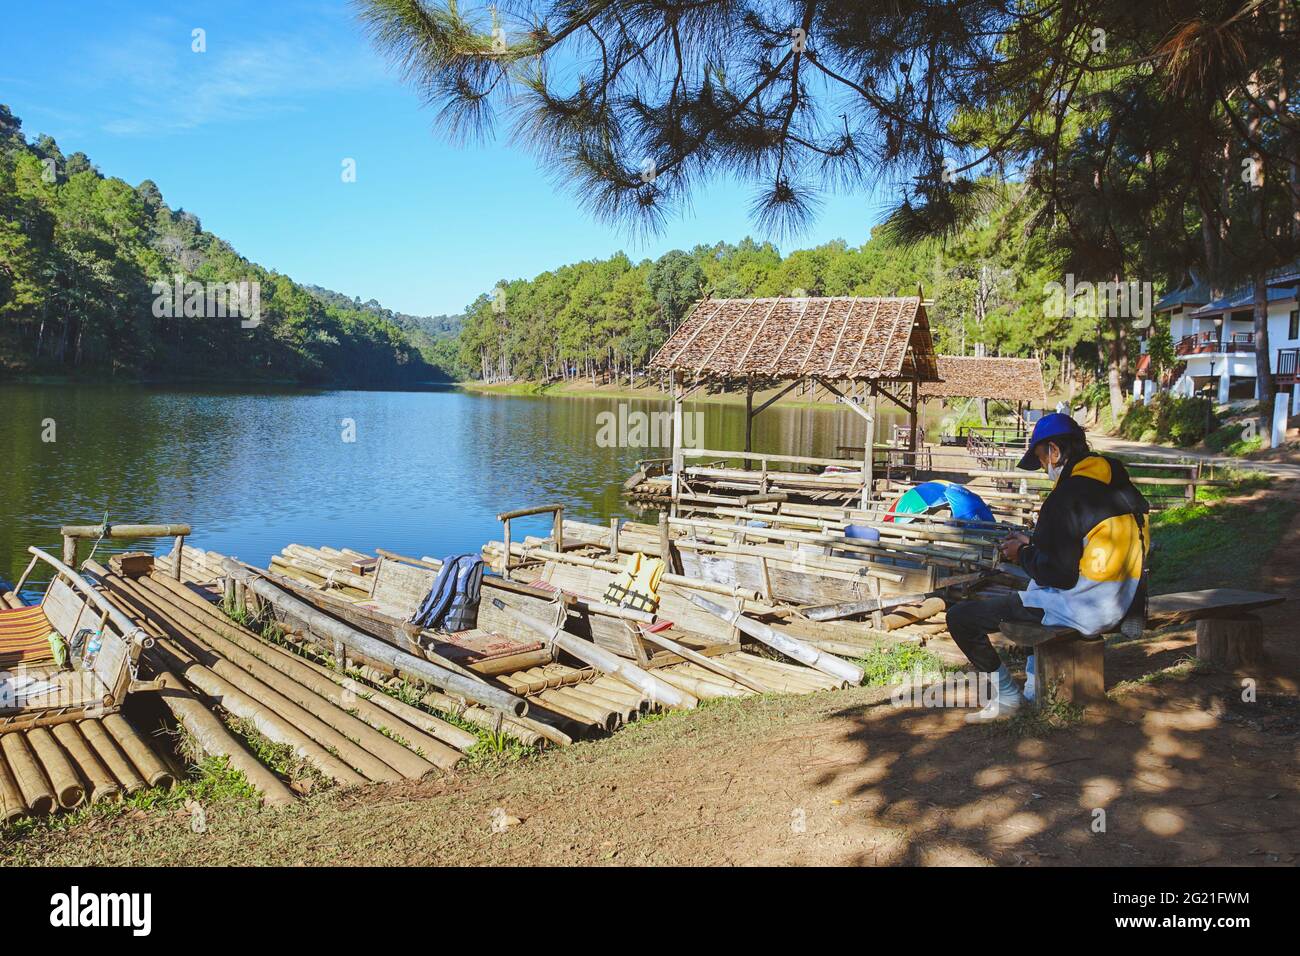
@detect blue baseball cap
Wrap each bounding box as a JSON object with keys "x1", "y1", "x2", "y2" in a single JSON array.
[{"x1": 1018, "y1": 413, "x2": 1085, "y2": 470}]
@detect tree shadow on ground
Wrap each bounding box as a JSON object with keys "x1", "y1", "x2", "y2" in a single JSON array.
[{"x1": 800, "y1": 635, "x2": 1299, "y2": 866}]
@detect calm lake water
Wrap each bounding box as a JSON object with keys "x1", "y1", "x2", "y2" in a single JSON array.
[{"x1": 0, "y1": 384, "x2": 931, "y2": 595}]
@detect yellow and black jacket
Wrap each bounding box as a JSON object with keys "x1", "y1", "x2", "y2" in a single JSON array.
[{"x1": 1017, "y1": 454, "x2": 1150, "y2": 635}]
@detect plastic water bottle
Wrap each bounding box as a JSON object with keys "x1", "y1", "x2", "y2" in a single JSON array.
[
  {"x1": 69, "y1": 628, "x2": 93, "y2": 669},
  {"x1": 1024, "y1": 654, "x2": 1037, "y2": 703},
  {"x1": 84, "y1": 630, "x2": 103, "y2": 669}
]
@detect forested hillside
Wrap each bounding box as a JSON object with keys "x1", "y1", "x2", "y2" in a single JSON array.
[
  {"x1": 0, "y1": 105, "x2": 440, "y2": 384},
  {"x1": 0, "y1": 100, "x2": 1145, "y2": 396},
  {"x1": 451, "y1": 184, "x2": 1100, "y2": 390},
  {"x1": 303, "y1": 284, "x2": 463, "y2": 373}
]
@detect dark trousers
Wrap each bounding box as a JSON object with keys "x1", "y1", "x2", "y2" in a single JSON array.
[{"x1": 946, "y1": 593, "x2": 1044, "y2": 673}]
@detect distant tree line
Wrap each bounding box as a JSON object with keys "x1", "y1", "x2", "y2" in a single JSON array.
[
  {"x1": 451, "y1": 183, "x2": 1101, "y2": 389},
  {"x1": 0, "y1": 104, "x2": 441, "y2": 384}
]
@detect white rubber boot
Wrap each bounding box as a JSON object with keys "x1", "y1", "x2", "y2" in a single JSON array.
[{"x1": 965, "y1": 665, "x2": 1025, "y2": 723}]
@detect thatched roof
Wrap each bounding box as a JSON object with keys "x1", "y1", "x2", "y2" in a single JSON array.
[
  {"x1": 648, "y1": 296, "x2": 940, "y2": 382},
  {"x1": 919, "y1": 356, "x2": 1047, "y2": 402}
]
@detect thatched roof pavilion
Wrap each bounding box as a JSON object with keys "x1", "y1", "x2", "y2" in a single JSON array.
[
  {"x1": 919, "y1": 356, "x2": 1047, "y2": 402},
  {"x1": 649, "y1": 295, "x2": 940, "y2": 383},
  {"x1": 647, "y1": 294, "x2": 941, "y2": 509}
]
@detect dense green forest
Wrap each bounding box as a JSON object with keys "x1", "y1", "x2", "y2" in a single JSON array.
[
  {"x1": 3, "y1": 99, "x2": 1104, "y2": 392},
  {"x1": 0, "y1": 105, "x2": 446, "y2": 384},
  {"x1": 449, "y1": 185, "x2": 1102, "y2": 390}
]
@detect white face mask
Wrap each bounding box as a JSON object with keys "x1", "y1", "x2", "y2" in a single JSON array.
[{"x1": 1046, "y1": 447, "x2": 1064, "y2": 481}]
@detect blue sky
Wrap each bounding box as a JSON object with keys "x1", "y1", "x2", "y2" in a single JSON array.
[{"x1": 1, "y1": 0, "x2": 891, "y2": 316}]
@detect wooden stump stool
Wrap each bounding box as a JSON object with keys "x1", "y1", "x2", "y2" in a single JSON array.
[
  {"x1": 998, "y1": 621, "x2": 1107, "y2": 706},
  {"x1": 1196, "y1": 614, "x2": 1264, "y2": 668},
  {"x1": 1036, "y1": 633, "x2": 1106, "y2": 705}
]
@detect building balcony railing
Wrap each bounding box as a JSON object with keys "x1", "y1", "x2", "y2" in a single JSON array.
[
  {"x1": 1175, "y1": 331, "x2": 1255, "y2": 356},
  {"x1": 1277, "y1": 348, "x2": 1299, "y2": 387}
]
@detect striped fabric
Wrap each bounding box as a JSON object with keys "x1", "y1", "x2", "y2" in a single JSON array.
[{"x1": 0, "y1": 605, "x2": 57, "y2": 669}]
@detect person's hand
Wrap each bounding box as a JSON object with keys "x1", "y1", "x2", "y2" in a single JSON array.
[{"x1": 998, "y1": 533, "x2": 1030, "y2": 562}]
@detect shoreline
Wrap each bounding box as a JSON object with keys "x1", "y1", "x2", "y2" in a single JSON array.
[{"x1": 454, "y1": 378, "x2": 880, "y2": 410}]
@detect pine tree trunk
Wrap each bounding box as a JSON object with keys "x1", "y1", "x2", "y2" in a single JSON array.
[
  {"x1": 1108, "y1": 318, "x2": 1126, "y2": 425},
  {"x1": 1254, "y1": 271, "x2": 1275, "y2": 446}
]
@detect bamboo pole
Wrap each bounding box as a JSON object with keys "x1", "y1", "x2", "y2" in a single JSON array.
[
  {"x1": 491, "y1": 599, "x2": 698, "y2": 710},
  {"x1": 534, "y1": 689, "x2": 618, "y2": 731},
  {"x1": 685, "y1": 593, "x2": 863, "y2": 685},
  {"x1": 26, "y1": 726, "x2": 85, "y2": 809},
  {"x1": 0, "y1": 753, "x2": 26, "y2": 821},
  {"x1": 656, "y1": 667, "x2": 748, "y2": 700},
  {"x1": 729, "y1": 652, "x2": 844, "y2": 688},
  {"x1": 637, "y1": 631, "x2": 770, "y2": 693},
  {"x1": 586, "y1": 677, "x2": 650, "y2": 712},
  {"x1": 567, "y1": 683, "x2": 638, "y2": 722},
  {"x1": 99, "y1": 578, "x2": 366, "y2": 787},
  {"x1": 148, "y1": 638, "x2": 366, "y2": 787},
  {"x1": 79, "y1": 719, "x2": 147, "y2": 794},
  {"x1": 102, "y1": 715, "x2": 174, "y2": 790},
  {"x1": 725, "y1": 654, "x2": 832, "y2": 689},
  {"x1": 668, "y1": 517, "x2": 983, "y2": 566},
  {"x1": 484, "y1": 539, "x2": 765, "y2": 601},
  {"x1": 142, "y1": 657, "x2": 295, "y2": 806},
  {"x1": 221, "y1": 559, "x2": 527, "y2": 717},
  {"x1": 713, "y1": 657, "x2": 829, "y2": 694},
  {"x1": 154, "y1": 585, "x2": 480, "y2": 759},
  {"x1": 0, "y1": 733, "x2": 54, "y2": 815},
  {"x1": 110, "y1": 577, "x2": 404, "y2": 784},
  {"x1": 61, "y1": 523, "x2": 192, "y2": 539},
  {"x1": 126, "y1": 575, "x2": 444, "y2": 778},
  {"x1": 558, "y1": 684, "x2": 633, "y2": 725}
]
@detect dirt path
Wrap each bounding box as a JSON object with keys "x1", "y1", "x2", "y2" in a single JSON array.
[
  {"x1": 7, "y1": 494, "x2": 1300, "y2": 867},
  {"x1": 1090, "y1": 434, "x2": 1300, "y2": 481}
]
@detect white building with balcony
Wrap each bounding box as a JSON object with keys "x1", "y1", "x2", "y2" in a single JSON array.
[{"x1": 1139, "y1": 265, "x2": 1300, "y2": 409}]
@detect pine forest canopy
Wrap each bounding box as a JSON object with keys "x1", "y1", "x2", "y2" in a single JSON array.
[
  {"x1": 440, "y1": 195, "x2": 1128, "y2": 388},
  {"x1": 359, "y1": 0, "x2": 1300, "y2": 435},
  {"x1": 1, "y1": 99, "x2": 1096, "y2": 389}
]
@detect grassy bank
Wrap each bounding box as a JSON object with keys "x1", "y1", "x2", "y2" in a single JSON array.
[
  {"x1": 1149, "y1": 473, "x2": 1294, "y2": 592},
  {"x1": 456, "y1": 378, "x2": 844, "y2": 409}
]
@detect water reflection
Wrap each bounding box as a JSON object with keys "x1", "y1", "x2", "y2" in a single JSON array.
[{"x1": 0, "y1": 384, "x2": 933, "y2": 591}]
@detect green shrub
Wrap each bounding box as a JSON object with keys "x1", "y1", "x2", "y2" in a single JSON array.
[
  {"x1": 1118, "y1": 394, "x2": 1216, "y2": 446},
  {"x1": 1205, "y1": 421, "x2": 1263, "y2": 456},
  {"x1": 1118, "y1": 402, "x2": 1154, "y2": 440}
]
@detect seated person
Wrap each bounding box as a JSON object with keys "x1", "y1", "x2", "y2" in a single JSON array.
[{"x1": 947, "y1": 413, "x2": 1149, "y2": 721}]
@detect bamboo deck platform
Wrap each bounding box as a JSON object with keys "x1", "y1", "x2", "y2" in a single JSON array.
[{"x1": 1, "y1": 505, "x2": 1010, "y2": 823}]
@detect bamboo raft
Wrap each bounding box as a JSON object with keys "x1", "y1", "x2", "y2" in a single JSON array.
[
  {"x1": 222, "y1": 544, "x2": 863, "y2": 735},
  {"x1": 2, "y1": 501, "x2": 1014, "y2": 823},
  {"x1": 0, "y1": 715, "x2": 176, "y2": 821}
]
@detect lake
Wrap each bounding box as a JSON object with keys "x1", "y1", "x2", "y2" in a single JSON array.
[{"x1": 0, "y1": 384, "x2": 934, "y2": 595}]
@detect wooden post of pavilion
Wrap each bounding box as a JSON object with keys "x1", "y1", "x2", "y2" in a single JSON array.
[
  {"x1": 670, "y1": 370, "x2": 684, "y2": 516},
  {"x1": 862, "y1": 387, "x2": 877, "y2": 509},
  {"x1": 744, "y1": 376, "x2": 754, "y2": 464},
  {"x1": 908, "y1": 378, "x2": 919, "y2": 464}
]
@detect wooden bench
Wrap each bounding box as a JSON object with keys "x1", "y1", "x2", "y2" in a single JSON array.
[{"x1": 998, "y1": 588, "x2": 1285, "y2": 705}]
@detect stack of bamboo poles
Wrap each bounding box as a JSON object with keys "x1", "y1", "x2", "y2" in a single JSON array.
[
  {"x1": 264, "y1": 545, "x2": 372, "y2": 601},
  {"x1": 793, "y1": 597, "x2": 962, "y2": 662},
  {"x1": 499, "y1": 525, "x2": 971, "y2": 663},
  {"x1": 164, "y1": 545, "x2": 579, "y2": 750},
  {"x1": 254, "y1": 542, "x2": 865, "y2": 738},
  {"x1": 88, "y1": 563, "x2": 476, "y2": 797},
  {"x1": 153, "y1": 547, "x2": 226, "y2": 585},
  {"x1": 0, "y1": 716, "x2": 175, "y2": 822}
]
